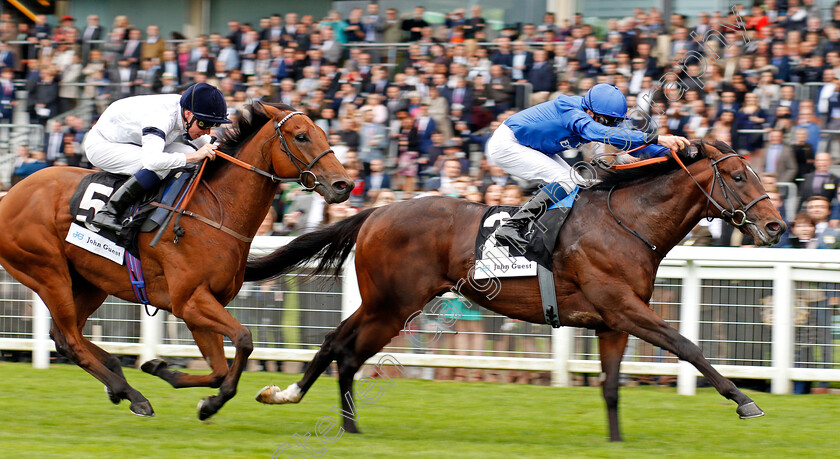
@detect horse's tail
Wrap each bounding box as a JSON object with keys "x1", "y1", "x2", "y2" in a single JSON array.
[{"x1": 244, "y1": 208, "x2": 376, "y2": 282}]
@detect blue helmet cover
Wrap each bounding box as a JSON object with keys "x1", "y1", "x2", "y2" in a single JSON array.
[{"x1": 581, "y1": 83, "x2": 628, "y2": 119}]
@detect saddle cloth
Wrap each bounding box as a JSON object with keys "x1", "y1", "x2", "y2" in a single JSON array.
[
  {"x1": 66, "y1": 166, "x2": 195, "y2": 261},
  {"x1": 473, "y1": 188, "x2": 578, "y2": 277}
]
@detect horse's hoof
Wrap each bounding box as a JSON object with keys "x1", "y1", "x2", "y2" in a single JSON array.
[
  {"x1": 104, "y1": 385, "x2": 121, "y2": 405},
  {"x1": 256, "y1": 383, "x2": 302, "y2": 404},
  {"x1": 197, "y1": 397, "x2": 217, "y2": 421},
  {"x1": 141, "y1": 359, "x2": 168, "y2": 375},
  {"x1": 255, "y1": 385, "x2": 280, "y2": 404},
  {"x1": 344, "y1": 422, "x2": 361, "y2": 434},
  {"x1": 737, "y1": 401, "x2": 765, "y2": 419},
  {"x1": 129, "y1": 401, "x2": 155, "y2": 417}
]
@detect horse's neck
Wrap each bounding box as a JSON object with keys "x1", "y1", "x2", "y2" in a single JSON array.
[
  {"x1": 201, "y1": 133, "x2": 278, "y2": 239},
  {"x1": 623, "y1": 164, "x2": 713, "y2": 256}
]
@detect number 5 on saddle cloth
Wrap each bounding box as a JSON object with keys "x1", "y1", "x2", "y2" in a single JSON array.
[{"x1": 67, "y1": 166, "x2": 196, "y2": 260}]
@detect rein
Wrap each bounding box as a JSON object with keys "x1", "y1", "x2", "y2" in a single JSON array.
[
  {"x1": 216, "y1": 110, "x2": 335, "y2": 191},
  {"x1": 156, "y1": 110, "x2": 335, "y2": 245},
  {"x1": 606, "y1": 147, "x2": 769, "y2": 256},
  {"x1": 670, "y1": 152, "x2": 769, "y2": 227}
]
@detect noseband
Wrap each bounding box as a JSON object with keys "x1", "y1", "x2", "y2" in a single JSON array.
[
  {"x1": 271, "y1": 111, "x2": 335, "y2": 191},
  {"x1": 674, "y1": 151, "x2": 770, "y2": 228},
  {"x1": 217, "y1": 111, "x2": 334, "y2": 191}
]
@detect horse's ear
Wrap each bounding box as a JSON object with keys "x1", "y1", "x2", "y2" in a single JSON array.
[
  {"x1": 686, "y1": 139, "x2": 700, "y2": 158},
  {"x1": 250, "y1": 100, "x2": 268, "y2": 118}
]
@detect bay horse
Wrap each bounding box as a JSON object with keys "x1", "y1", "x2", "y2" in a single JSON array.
[
  {"x1": 0, "y1": 101, "x2": 352, "y2": 419},
  {"x1": 248, "y1": 140, "x2": 785, "y2": 441}
]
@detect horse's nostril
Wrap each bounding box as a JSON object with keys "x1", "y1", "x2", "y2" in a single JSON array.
[
  {"x1": 332, "y1": 180, "x2": 350, "y2": 192},
  {"x1": 766, "y1": 222, "x2": 782, "y2": 234}
]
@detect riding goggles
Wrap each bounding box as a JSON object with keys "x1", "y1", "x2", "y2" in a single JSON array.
[
  {"x1": 593, "y1": 113, "x2": 623, "y2": 127},
  {"x1": 195, "y1": 118, "x2": 221, "y2": 130}
]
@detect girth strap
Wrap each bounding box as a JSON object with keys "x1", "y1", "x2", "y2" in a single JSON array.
[
  {"x1": 538, "y1": 264, "x2": 561, "y2": 328},
  {"x1": 150, "y1": 202, "x2": 253, "y2": 243}
]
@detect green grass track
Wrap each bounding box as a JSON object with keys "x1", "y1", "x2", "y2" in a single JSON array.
[{"x1": 0, "y1": 362, "x2": 837, "y2": 458}]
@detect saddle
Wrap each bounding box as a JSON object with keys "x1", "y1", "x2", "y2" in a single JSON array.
[
  {"x1": 474, "y1": 188, "x2": 578, "y2": 276},
  {"x1": 68, "y1": 166, "x2": 196, "y2": 258},
  {"x1": 472, "y1": 195, "x2": 577, "y2": 328}
]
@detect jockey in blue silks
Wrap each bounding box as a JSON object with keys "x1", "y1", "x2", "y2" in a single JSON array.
[{"x1": 486, "y1": 83, "x2": 690, "y2": 248}]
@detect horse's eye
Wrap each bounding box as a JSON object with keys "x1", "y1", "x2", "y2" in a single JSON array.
[
  {"x1": 733, "y1": 174, "x2": 744, "y2": 182},
  {"x1": 295, "y1": 133, "x2": 307, "y2": 142}
]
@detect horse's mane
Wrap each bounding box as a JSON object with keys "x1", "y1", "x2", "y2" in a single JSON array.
[
  {"x1": 591, "y1": 139, "x2": 735, "y2": 190},
  {"x1": 216, "y1": 101, "x2": 297, "y2": 156},
  {"x1": 198, "y1": 101, "x2": 296, "y2": 176}
]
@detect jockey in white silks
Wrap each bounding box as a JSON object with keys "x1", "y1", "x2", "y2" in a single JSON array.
[{"x1": 84, "y1": 83, "x2": 232, "y2": 234}]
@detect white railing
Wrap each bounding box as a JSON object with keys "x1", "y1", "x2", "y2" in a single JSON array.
[{"x1": 0, "y1": 240, "x2": 837, "y2": 395}]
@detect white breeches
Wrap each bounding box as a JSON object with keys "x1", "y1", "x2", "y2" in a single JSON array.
[
  {"x1": 486, "y1": 123, "x2": 582, "y2": 192},
  {"x1": 84, "y1": 130, "x2": 191, "y2": 178}
]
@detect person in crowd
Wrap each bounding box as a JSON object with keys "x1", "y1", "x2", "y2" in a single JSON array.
[
  {"x1": 757, "y1": 129, "x2": 797, "y2": 182},
  {"x1": 805, "y1": 196, "x2": 839, "y2": 248},
  {"x1": 798, "y1": 153, "x2": 840, "y2": 208},
  {"x1": 733, "y1": 93, "x2": 767, "y2": 158},
  {"x1": 0, "y1": 66, "x2": 16, "y2": 123},
  {"x1": 11, "y1": 146, "x2": 47, "y2": 184}
]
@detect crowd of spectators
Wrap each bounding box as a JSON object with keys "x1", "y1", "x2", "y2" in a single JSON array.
[{"x1": 1, "y1": 1, "x2": 839, "y2": 249}]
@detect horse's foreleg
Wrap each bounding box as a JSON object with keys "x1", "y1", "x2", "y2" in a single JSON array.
[
  {"x1": 597, "y1": 330, "x2": 629, "y2": 442},
  {"x1": 603, "y1": 297, "x2": 764, "y2": 419},
  {"x1": 142, "y1": 328, "x2": 228, "y2": 388},
  {"x1": 176, "y1": 288, "x2": 252, "y2": 420}
]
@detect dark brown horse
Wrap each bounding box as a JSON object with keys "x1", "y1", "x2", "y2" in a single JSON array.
[
  {"x1": 248, "y1": 140, "x2": 785, "y2": 441},
  {"x1": 0, "y1": 101, "x2": 352, "y2": 419}
]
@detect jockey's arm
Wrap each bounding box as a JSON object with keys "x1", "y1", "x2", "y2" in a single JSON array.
[
  {"x1": 184, "y1": 134, "x2": 217, "y2": 163},
  {"x1": 140, "y1": 127, "x2": 216, "y2": 169},
  {"x1": 573, "y1": 116, "x2": 688, "y2": 157},
  {"x1": 140, "y1": 126, "x2": 188, "y2": 170}
]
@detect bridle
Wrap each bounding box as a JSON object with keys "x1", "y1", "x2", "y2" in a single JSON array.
[
  {"x1": 152, "y1": 110, "x2": 337, "y2": 247},
  {"x1": 215, "y1": 111, "x2": 334, "y2": 191},
  {"x1": 671, "y1": 147, "x2": 769, "y2": 228},
  {"x1": 607, "y1": 143, "x2": 769, "y2": 256}
]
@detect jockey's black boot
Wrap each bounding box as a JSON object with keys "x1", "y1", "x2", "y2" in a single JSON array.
[
  {"x1": 493, "y1": 188, "x2": 557, "y2": 251},
  {"x1": 91, "y1": 176, "x2": 148, "y2": 235}
]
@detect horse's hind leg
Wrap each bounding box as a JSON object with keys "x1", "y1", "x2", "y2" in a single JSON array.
[
  {"x1": 32, "y1": 278, "x2": 154, "y2": 416},
  {"x1": 334, "y1": 312, "x2": 404, "y2": 434},
  {"x1": 256, "y1": 318, "x2": 349, "y2": 405},
  {"x1": 258, "y1": 306, "x2": 405, "y2": 434},
  {"x1": 597, "y1": 330, "x2": 629, "y2": 442},
  {"x1": 142, "y1": 328, "x2": 228, "y2": 388},
  {"x1": 51, "y1": 322, "x2": 127, "y2": 406},
  {"x1": 603, "y1": 295, "x2": 764, "y2": 419},
  {"x1": 72, "y1": 284, "x2": 129, "y2": 404}
]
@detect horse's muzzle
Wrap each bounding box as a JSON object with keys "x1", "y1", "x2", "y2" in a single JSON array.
[
  {"x1": 750, "y1": 220, "x2": 786, "y2": 246},
  {"x1": 324, "y1": 179, "x2": 354, "y2": 203},
  {"x1": 763, "y1": 220, "x2": 786, "y2": 245}
]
